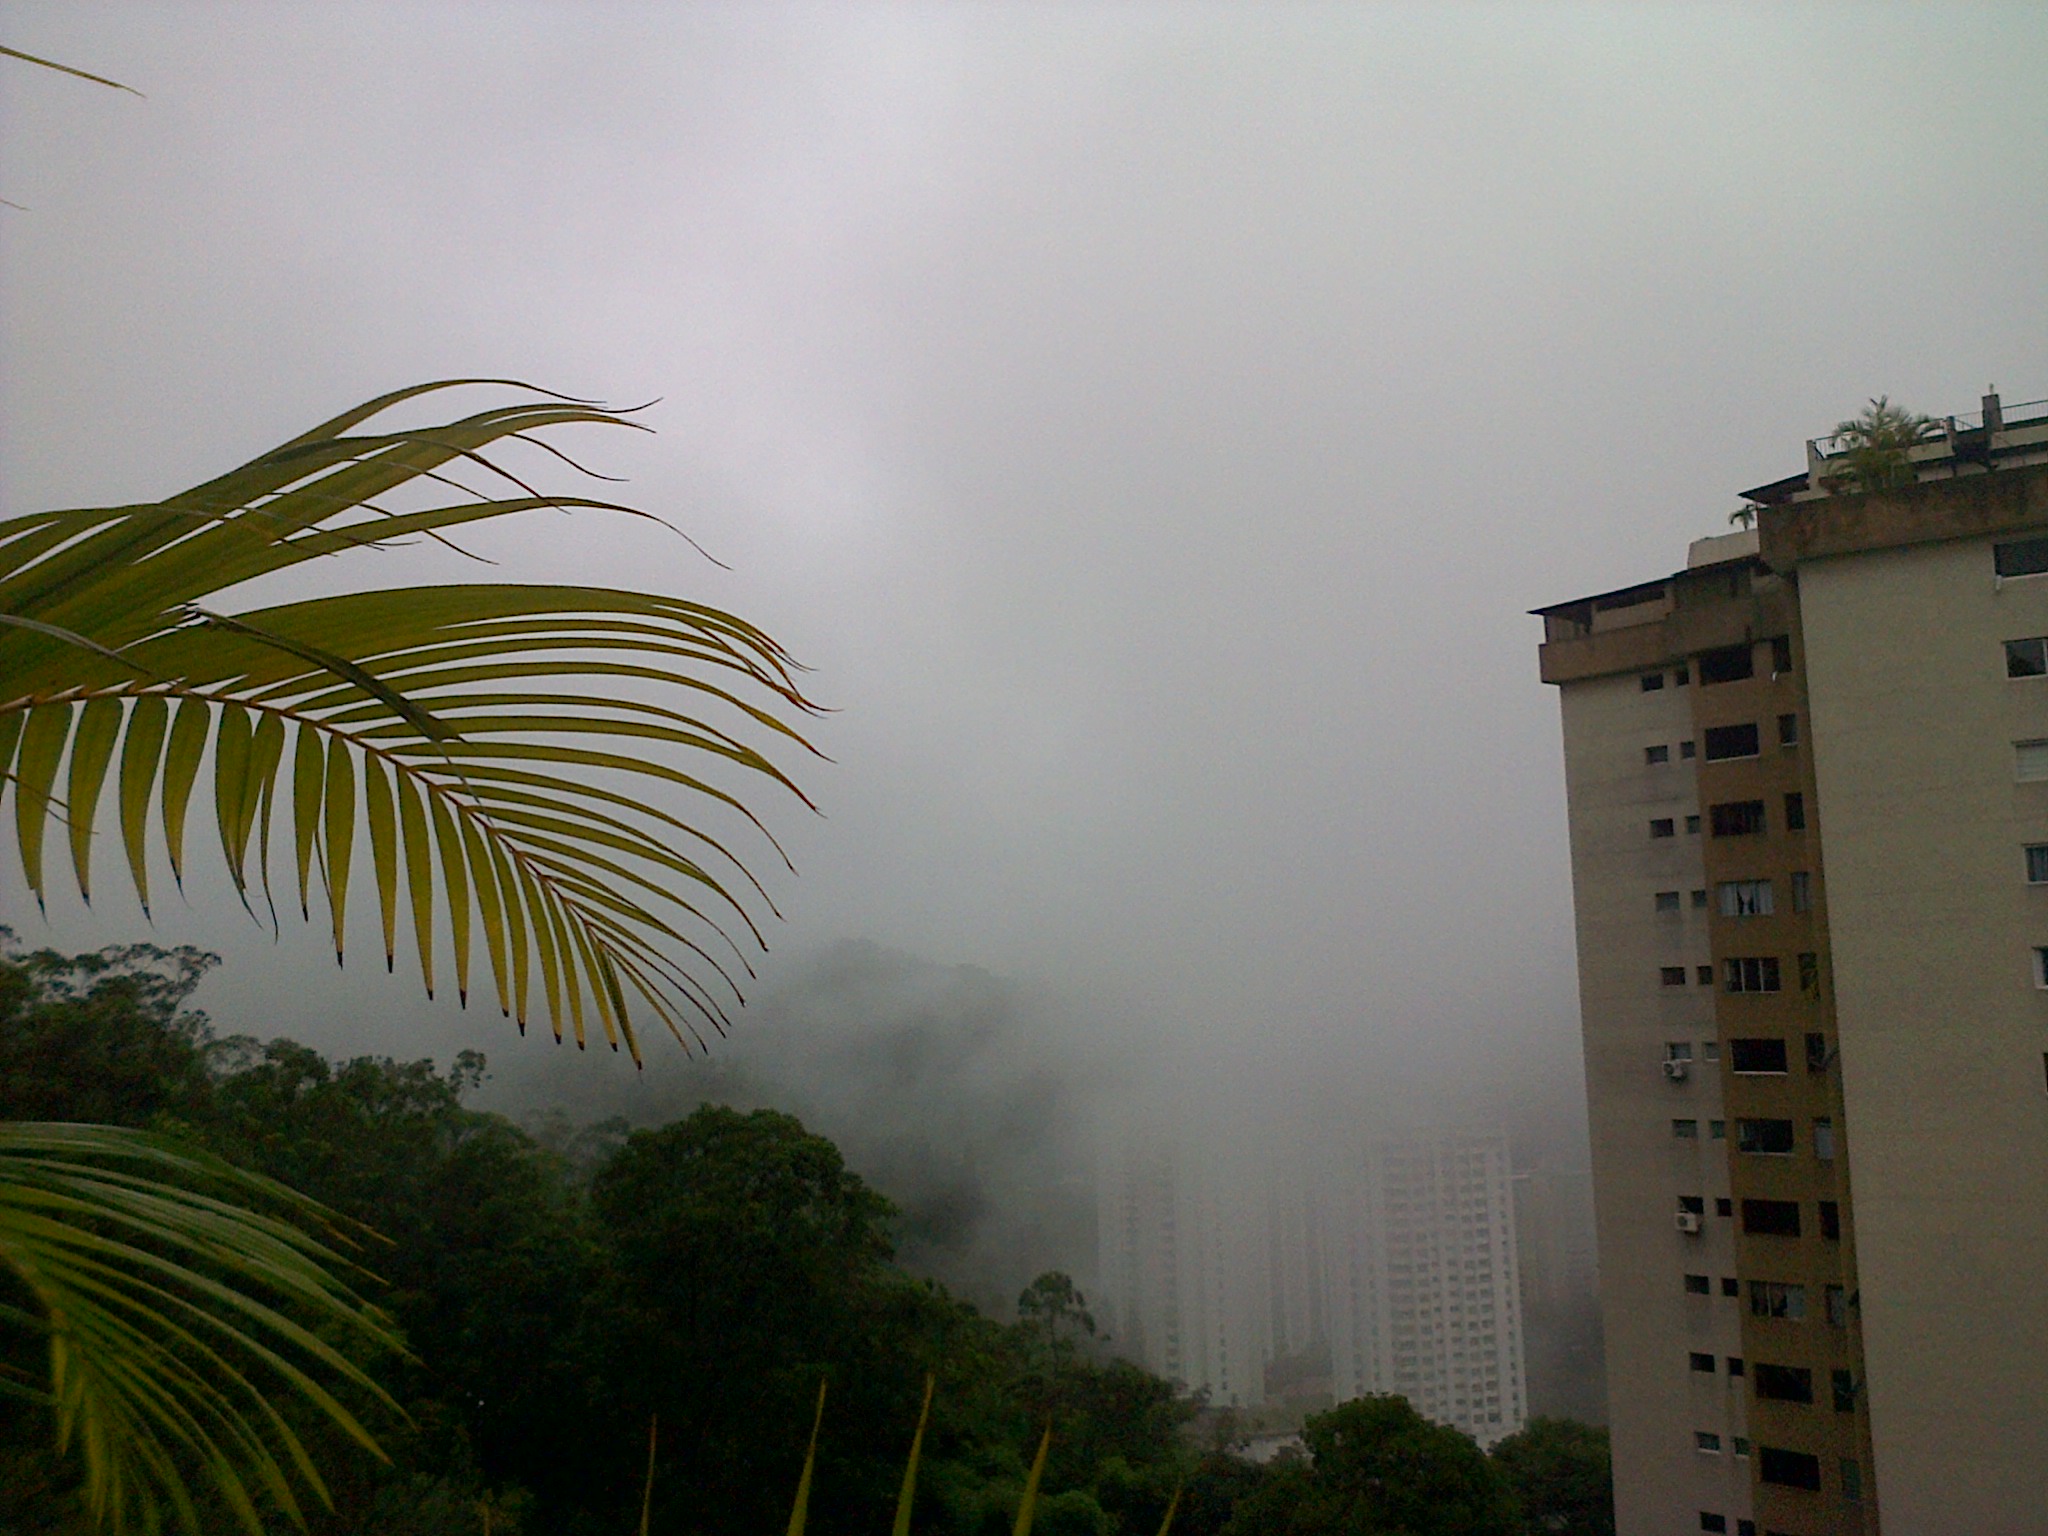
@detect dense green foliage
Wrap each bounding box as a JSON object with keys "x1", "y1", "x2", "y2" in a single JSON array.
[
  {"x1": 1488, "y1": 1419, "x2": 1613, "y2": 1536},
  {"x1": 0, "y1": 945, "x2": 1609, "y2": 1535}
]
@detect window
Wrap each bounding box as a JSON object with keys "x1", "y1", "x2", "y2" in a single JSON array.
[
  {"x1": 1721, "y1": 1275, "x2": 1739, "y2": 1296},
  {"x1": 1819, "y1": 1200, "x2": 1841, "y2": 1240},
  {"x1": 1709, "y1": 1118, "x2": 1726, "y2": 1140},
  {"x1": 1798, "y1": 952, "x2": 1819, "y2": 993},
  {"x1": 1753, "y1": 1364, "x2": 1814, "y2": 1404},
  {"x1": 1701, "y1": 1040, "x2": 1720, "y2": 1061},
  {"x1": 1691, "y1": 887, "x2": 1708, "y2": 908},
  {"x1": 1650, "y1": 817, "x2": 1677, "y2": 838},
  {"x1": 1996, "y1": 535, "x2": 2048, "y2": 578},
  {"x1": 1738, "y1": 1118, "x2": 1795, "y2": 1155},
  {"x1": 2007, "y1": 637, "x2": 2048, "y2": 677},
  {"x1": 1759, "y1": 1447, "x2": 1823, "y2": 1491},
  {"x1": 1791, "y1": 870, "x2": 1812, "y2": 910},
  {"x1": 2034, "y1": 947, "x2": 2048, "y2": 989},
  {"x1": 1675, "y1": 665, "x2": 1691, "y2": 685},
  {"x1": 1726, "y1": 1355, "x2": 1743, "y2": 1376},
  {"x1": 1733, "y1": 1440, "x2": 1751, "y2": 1460},
  {"x1": 1825, "y1": 1285, "x2": 1848, "y2": 1326},
  {"x1": 1685, "y1": 1273, "x2": 1711, "y2": 1295},
  {"x1": 1699, "y1": 1515, "x2": 1727, "y2": 1534},
  {"x1": 1688, "y1": 1351, "x2": 1716, "y2": 1373},
  {"x1": 1711, "y1": 800, "x2": 1766, "y2": 837},
  {"x1": 1716, "y1": 1198, "x2": 1734, "y2": 1217},
  {"x1": 1813, "y1": 1117, "x2": 1835, "y2": 1160},
  {"x1": 1842, "y1": 1457, "x2": 1863, "y2": 1502},
  {"x1": 1806, "y1": 1032, "x2": 1830, "y2": 1072},
  {"x1": 1704, "y1": 723, "x2": 1761, "y2": 761},
  {"x1": 1641, "y1": 672, "x2": 1666, "y2": 692},
  {"x1": 1696, "y1": 964, "x2": 1714, "y2": 986},
  {"x1": 1662, "y1": 966, "x2": 1688, "y2": 986},
  {"x1": 2018, "y1": 740, "x2": 2048, "y2": 782},
  {"x1": 1778, "y1": 712, "x2": 1800, "y2": 746},
  {"x1": 1685, "y1": 813, "x2": 1702, "y2": 834},
  {"x1": 1832, "y1": 1369, "x2": 1857, "y2": 1413},
  {"x1": 1680, "y1": 738, "x2": 1697, "y2": 759},
  {"x1": 1783, "y1": 792, "x2": 1806, "y2": 831},
  {"x1": 1698, "y1": 644, "x2": 1755, "y2": 685},
  {"x1": 1646, "y1": 743, "x2": 1671, "y2": 764},
  {"x1": 1748, "y1": 1281, "x2": 1806, "y2": 1320},
  {"x1": 1695, "y1": 1431, "x2": 1722, "y2": 1453},
  {"x1": 1770, "y1": 636, "x2": 1793, "y2": 674},
  {"x1": 1668, "y1": 1042, "x2": 1695, "y2": 1062},
  {"x1": 1742, "y1": 1198, "x2": 1801, "y2": 1236},
  {"x1": 1719, "y1": 879, "x2": 1774, "y2": 916},
  {"x1": 1725, "y1": 956, "x2": 1782, "y2": 993},
  {"x1": 1655, "y1": 890, "x2": 1681, "y2": 912},
  {"x1": 2027, "y1": 846, "x2": 2048, "y2": 884},
  {"x1": 1673, "y1": 1119, "x2": 1699, "y2": 1139},
  {"x1": 1678, "y1": 1192, "x2": 1704, "y2": 1212},
  {"x1": 1730, "y1": 1037, "x2": 1788, "y2": 1074}
]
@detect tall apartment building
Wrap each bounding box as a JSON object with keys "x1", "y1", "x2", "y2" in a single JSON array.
[
  {"x1": 1099, "y1": 1129, "x2": 1527, "y2": 1446},
  {"x1": 1537, "y1": 393, "x2": 2048, "y2": 1535}
]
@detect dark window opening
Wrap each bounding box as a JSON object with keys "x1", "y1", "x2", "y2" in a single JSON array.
[
  {"x1": 1691, "y1": 887, "x2": 1709, "y2": 908},
  {"x1": 1655, "y1": 890, "x2": 1681, "y2": 912},
  {"x1": 1700, "y1": 1516, "x2": 1727, "y2": 1534},
  {"x1": 1748, "y1": 1281, "x2": 1805, "y2": 1320},
  {"x1": 1726, "y1": 1356, "x2": 1743, "y2": 1377},
  {"x1": 1698, "y1": 644, "x2": 1755, "y2": 685},
  {"x1": 1725, "y1": 956, "x2": 1781, "y2": 993},
  {"x1": 1737, "y1": 1118, "x2": 1795, "y2": 1155},
  {"x1": 1711, "y1": 800, "x2": 1767, "y2": 837},
  {"x1": 1721, "y1": 1275, "x2": 1739, "y2": 1296},
  {"x1": 1696, "y1": 964, "x2": 1714, "y2": 986},
  {"x1": 1641, "y1": 672, "x2": 1666, "y2": 692},
  {"x1": 1675, "y1": 665, "x2": 1691, "y2": 685},
  {"x1": 2007, "y1": 637, "x2": 2048, "y2": 678},
  {"x1": 1716, "y1": 1197, "x2": 1733, "y2": 1217},
  {"x1": 1688, "y1": 1351, "x2": 1716, "y2": 1373},
  {"x1": 1798, "y1": 952, "x2": 1820, "y2": 993},
  {"x1": 1685, "y1": 1273, "x2": 1711, "y2": 1295},
  {"x1": 1650, "y1": 818, "x2": 1676, "y2": 838},
  {"x1": 1753, "y1": 1364, "x2": 1814, "y2": 1405},
  {"x1": 1730, "y1": 1037, "x2": 1788, "y2": 1074},
  {"x1": 1832, "y1": 1369, "x2": 1857, "y2": 1413},
  {"x1": 1791, "y1": 870, "x2": 1812, "y2": 910},
  {"x1": 1758, "y1": 1447, "x2": 1823, "y2": 1491},
  {"x1": 1995, "y1": 536, "x2": 2048, "y2": 578},
  {"x1": 1770, "y1": 636, "x2": 1793, "y2": 674},
  {"x1": 1819, "y1": 1200, "x2": 1841, "y2": 1240},
  {"x1": 1825, "y1": 1286, "x2": 1848, "y2": 1326},
  {"x1": 1704, "y1": 723, "x2": 1762, "y2": 761},
  {"x1": 1778, "y1": 712, "x2": 1800, "y2": 745},
  {"x1": 1742, "y1": 1199, "x2": 1801, "y2": 1237},
  {"x1": 1680, "y1": 739, "x2": 1698, "y2": 759},
  {"x1": 1784, "y1": 792, "x2": 1807, "y2": 831},
  {"x1": 1685, "y1": 813, "x2": 1702, "y2": 834},
  {"x1": 1806, "y1": 1033, "x2": 1830, "y2": 1072},
  {"x1": 1661, "y1": 966, "x2": 1687, "y2": 986},
  {"x1": 1646, "y1": 743, "x2": 1671, "y2": 764}
]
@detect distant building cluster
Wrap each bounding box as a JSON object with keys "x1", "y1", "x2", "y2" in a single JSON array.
[{"x1": 1097, "y1": 1129, "x2": 1554, "y2": 1448}]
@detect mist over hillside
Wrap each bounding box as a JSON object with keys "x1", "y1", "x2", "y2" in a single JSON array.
[{"x1": 482, "y1": 939, "x2": 1108, "y2": 1316}]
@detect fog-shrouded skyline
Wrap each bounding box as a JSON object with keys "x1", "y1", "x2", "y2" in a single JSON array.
[{"x1": 4, "y1": 5, "x2": 2045, "y2": 1166}]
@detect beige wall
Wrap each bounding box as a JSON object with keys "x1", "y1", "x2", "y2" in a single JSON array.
[
  {"x1": 1799, "y1": 534, "x2": 2048, "y2": 1531},
  {"x1": 1559, "y1": 669, "x2": 1752, "y2": 1536}
]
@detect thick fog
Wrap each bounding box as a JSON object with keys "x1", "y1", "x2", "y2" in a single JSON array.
[{"x1": 4, "y1": 5, "x2": 2045, "y2": 1387}]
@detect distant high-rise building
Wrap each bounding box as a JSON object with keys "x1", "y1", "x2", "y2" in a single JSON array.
[
  {"x1": 1099, "y1": 1127, "x2": 1527, "y2": 1444},
  {"x1": 1536, "y1": 393, "x2": 2048, "y2": 1534}
]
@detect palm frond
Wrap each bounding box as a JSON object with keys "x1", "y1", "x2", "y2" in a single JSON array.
[
  {"x1": 0, "y1": 382, "x2": 822, "y2": 1060},
  {"x1": 0, "y1": 1122, "x2": 403, "y2": 1535}
]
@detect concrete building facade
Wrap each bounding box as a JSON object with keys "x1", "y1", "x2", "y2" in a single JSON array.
[{"x1": 1538, "y1": 394, "x2": 2048, "y2": 1535}]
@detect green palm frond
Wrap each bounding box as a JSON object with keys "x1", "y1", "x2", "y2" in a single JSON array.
[
  {"x1": 0, "y1": 1121, "x2": 402, "y2": 1535},
  {"x1": 0, "y1": 380, "x2": 822, "y2": 1059}
]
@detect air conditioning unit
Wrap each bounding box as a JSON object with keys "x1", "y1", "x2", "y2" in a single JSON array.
[
  {"x1": 1675, "y1": 1211, "x2": 1703, "y2": 1234},
  {"x1": 1662, "y1": 1059, "x2": 1691, "y2": 1081}
]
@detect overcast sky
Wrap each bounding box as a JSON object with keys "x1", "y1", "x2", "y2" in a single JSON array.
[{"x1": 4, "y1": 3, "x2": 2045, "y2": 1138}]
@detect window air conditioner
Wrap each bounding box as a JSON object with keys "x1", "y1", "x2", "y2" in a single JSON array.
[
  {"x1": 1674, "y1": 1211, "x2": 1703, "y2": 1234},
  {"x1": 1662, "y1": 1059, "x2": 1690, "y2": 1081}
]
